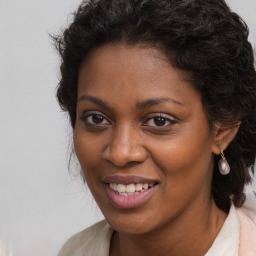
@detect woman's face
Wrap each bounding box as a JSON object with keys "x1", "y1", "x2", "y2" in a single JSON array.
[{"x1": 74, "y1": 43, "x2": 217, "y2": 234}]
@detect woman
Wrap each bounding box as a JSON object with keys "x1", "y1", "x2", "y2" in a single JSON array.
[{"x1": 55, "y1": 0, "x2": 256, "y2": 255}]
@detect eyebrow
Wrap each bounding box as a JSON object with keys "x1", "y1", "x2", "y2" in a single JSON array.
[
  {"x1": 77, "y1": 95, "x2": 110, "y2": 109},
  {"x1": 136, "y1": 97, "x2": 184, "y2": 109},
  {"x1": 77, "y1": 95, "x2": 184, "y2": 109}
]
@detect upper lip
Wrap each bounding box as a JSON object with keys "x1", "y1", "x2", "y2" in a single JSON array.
[{"x1": 102, "y1": 175, "x2": 158, "y2": 185}]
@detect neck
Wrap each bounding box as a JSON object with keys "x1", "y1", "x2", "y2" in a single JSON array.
[{"x1": 110, "y1": 199, "x2": 227, "y2": 256}]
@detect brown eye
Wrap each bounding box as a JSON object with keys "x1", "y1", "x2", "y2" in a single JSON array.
[
  {"x1": 153, "y1": 117, "x2": 167, "y2": 126},
  {"x1": 81, "y1": 112, "x2": 111, "y2": 126},
  {"x1": 144, "y1": 114, "x2": 176, "y2": 128},
  {"x1": 91, "y1": 114, "x2": 104, "y2": 124}
]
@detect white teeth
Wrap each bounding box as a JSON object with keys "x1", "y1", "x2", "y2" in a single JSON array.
[
  {"x1": 126, "y1": 184, "x2": 136, "y2": 193},
  {"x1": 143, "y1": 183, "x2": 149, "y2": 190},
  {"x1": 110, "y1": 182, "x2": 155, "y2": 196},
  {"x1": 135, "y1": 183, "x2": 143, "y2": 191},
  {"x1": 117, "y1": 184, "x2": 126, "y2": 193}
]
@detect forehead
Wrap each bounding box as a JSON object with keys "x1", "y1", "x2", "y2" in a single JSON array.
[{"x1": 77, "y1": 43, "x2": 200, "y2": 107}]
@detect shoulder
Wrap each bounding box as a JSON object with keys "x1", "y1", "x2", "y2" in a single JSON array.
[
  {"x1": 57, "y1": 219, "x2": 113, "y2": 256},
  {"x1": 236, "y1": 204, "x2": 256, "y2": 256}
]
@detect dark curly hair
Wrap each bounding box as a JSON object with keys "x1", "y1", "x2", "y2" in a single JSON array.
[{"x1": 54, "y1": 0, "x2": 256, "y2": 212}]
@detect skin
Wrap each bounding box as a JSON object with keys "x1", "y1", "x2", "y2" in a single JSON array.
[{"x1": 74, "y1": 43, "x2": 238, "y2": 256}]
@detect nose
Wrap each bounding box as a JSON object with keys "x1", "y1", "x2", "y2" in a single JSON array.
[{"x1": 103, "y1": 125, "x2": 148, "y2": 167}]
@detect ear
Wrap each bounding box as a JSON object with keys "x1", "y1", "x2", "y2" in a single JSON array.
[{"x1": 212, "y1": 122, "x2": 241, "y2": 155}]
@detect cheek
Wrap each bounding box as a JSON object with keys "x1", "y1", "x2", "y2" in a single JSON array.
[
  {"x1": 147, "y1": 137, "x2": 214, "y2": 218},
  {"x1": 74, "y1": 130, "x2": 106, "y2": 204},
  {"x1": 154, "y1": 138, "x2": 213, "y2": 174},
  {"x1": 148, "y1": 121, "x2": 214, "y2": 190},
  {"x1": 73, "y1": 129, "x2": 101, "y2": 177}
]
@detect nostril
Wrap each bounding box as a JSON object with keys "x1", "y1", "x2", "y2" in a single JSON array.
[{"x1": 103, "y1": 143, "x2": 148, "y2": 167}]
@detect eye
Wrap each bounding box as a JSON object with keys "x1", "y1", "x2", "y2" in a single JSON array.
[
  {"x1": 80, "y1": 112, "x2": 111, "y2": 126},
  {"x1": 144, "y1": 114, "x2": 176, "y2": 127}
]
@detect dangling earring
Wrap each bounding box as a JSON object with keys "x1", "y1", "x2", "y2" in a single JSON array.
[{"x1": 218, "y1": 147, "x2": 230, "y2": 175}]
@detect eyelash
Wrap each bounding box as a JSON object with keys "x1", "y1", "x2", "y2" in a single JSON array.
[
  {"x1": 80, "y1": 112, "x2": 177, "y2": 129},
  {"x1": 143, "y1": 113, "x2": 177, "y2": 128},
  {"x1": 80, "y1": 111, "x2": 111, "y2": 127}
]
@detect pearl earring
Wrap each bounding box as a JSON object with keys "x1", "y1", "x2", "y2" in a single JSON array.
[{"x1": 218, "y1": 147, "x2": 230, "y2": 175}]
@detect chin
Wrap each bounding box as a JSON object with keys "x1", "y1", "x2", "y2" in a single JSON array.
[
  {"x1": 101, "y1": 204, "x2": 171, "y2": 235},
  {"x1": 107, "y1": 215, "x2": 157, "y2": 235}
]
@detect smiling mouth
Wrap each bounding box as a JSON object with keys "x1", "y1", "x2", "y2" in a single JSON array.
[
  {"x1": 103, "y1": 175, "x2": 159, "y2": 208},
  {"x1": 109, "y1": 182, "x2": 156, "y2": 196}
]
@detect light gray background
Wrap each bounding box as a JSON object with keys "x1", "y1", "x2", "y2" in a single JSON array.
[{"x1": 0, "y1": 1, "x2": 255, "y2": 255}]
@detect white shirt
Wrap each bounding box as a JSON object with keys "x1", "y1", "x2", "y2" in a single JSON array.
[
  {"x1": 58, "y1": 204, "x2": 240, "y2": 256},
  {"x1": 205, "y1": 203, "x2": 240, "y2": 256}
]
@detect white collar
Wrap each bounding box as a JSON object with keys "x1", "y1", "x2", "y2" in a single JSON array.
[{"x1": 205, "y1": 204, "x2": 240, "y2": 256}]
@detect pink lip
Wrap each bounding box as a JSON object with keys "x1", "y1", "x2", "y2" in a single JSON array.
[
  {"x1": 102, "y1": 175, "x2": 158, "y2": 209},
  {"x1": 105, "y1": 185, "x2": 156, "y2": 209}
]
